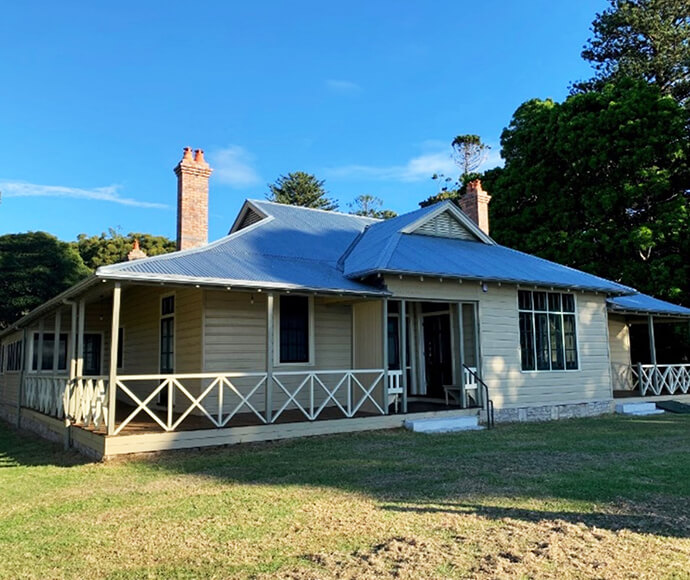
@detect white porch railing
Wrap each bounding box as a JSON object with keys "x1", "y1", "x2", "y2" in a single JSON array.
[
  {"x1": 64, "y1": 376, "x2": 109, "y2": 430},
  {"x1": 633, "y1": 364, "x2": 690, "y2": 396},
  {"x1": 24, "y1": 374, "x2": 69, "y2": 418}
]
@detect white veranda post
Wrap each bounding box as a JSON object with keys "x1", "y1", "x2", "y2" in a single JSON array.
[{"x1": 107, "y1": 283, "x2": 122, "y2": 434}]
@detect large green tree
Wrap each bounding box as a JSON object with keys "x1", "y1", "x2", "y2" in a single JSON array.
[
  {"x1": 348, "y1": 194, "x2": 397, "y2": 219},
  {"x1": 578, "y1": 0, "x2": 690, "y2": 105},
  {"x1": 483, "y1": 79, "x2": 690, "y2": 304},
  {"x1": 266, "y1": 171, "x2": 339, "y2": 210},
  {"x1": 0, "y1": 232, "x2": 90, "y2": 328},
  {"x1": 75, "y1": 229, "x2": 175, "y2": 270}
]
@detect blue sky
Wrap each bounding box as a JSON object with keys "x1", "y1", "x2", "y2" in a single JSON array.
[{"x1": 0, "y1": 0, "x2": 607, "y2": 242}]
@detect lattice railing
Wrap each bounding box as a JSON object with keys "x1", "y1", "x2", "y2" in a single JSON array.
[
  {"x1": 635, "y1": 364, "x2": 690, "y2": 396},
  {"x1": 24, "y1": 375, "x2": 69, "y2": 418},
  {"x1": 65, "y1": 376, "x2": 109, "y2": 430}
]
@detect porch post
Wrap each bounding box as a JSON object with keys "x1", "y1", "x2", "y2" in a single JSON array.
[
  {"x1": 16, "y1": 328, "x2": 28, "y2": 428},
  {"x1": 37, "y1": 319, "x2": 45, "y2": 373},
  {"x1": 68, "y1": 302, "x2": 77, "y2": 380},
  {"x1": 265, "y1": 292, "x2": 274, "y2": 423},
  {"x1": 456, "y1": 302, "x2": 466, "y2": 408},
  {"x1": 107, "y1": 283, "x2": 121, "y2": 435},
  {"x1": 400, "y1": 299, "x2": 408, "y2": 414},
  {"x1": 76, "y1": 300, "x2": 86, "y2": 377},
  {"x1": 382, "y1": 298, "x2": 389, "y2": 414},
  {"x1": 648, "y1": 314, "x2": 658, "y2": 393}
]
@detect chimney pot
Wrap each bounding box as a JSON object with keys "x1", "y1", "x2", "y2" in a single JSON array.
[
  {"x1": 182, "y1": 146, "x2": 193, "y2": 161},
  {"x1": 127, "y1": 238, "x2": 147, "y2": 261}
]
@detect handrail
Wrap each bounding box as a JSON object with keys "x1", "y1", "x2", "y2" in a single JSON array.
[{"x1": 463, "y1": 364, "x2": 494, "y2": 429}]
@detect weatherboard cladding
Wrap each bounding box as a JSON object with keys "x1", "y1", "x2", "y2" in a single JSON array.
[
  {"x1": 607, "y1": 293, "x2": 690, "y2": 316},
  {"x1": 99, "y1": 199, "x2": 633, "y2": 295}
]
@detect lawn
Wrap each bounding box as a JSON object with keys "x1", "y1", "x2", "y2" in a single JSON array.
[{"x1": 1, "y1": 416, "x2": 690, "y2": 579}]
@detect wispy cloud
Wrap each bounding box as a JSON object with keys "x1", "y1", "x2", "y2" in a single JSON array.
[
  {"x1": 325, "y1": 144, "x2": 504, "y2": 182},
  {"x1": 209, "y1": 145, "x2": 262, "y2": 188},
  {"x1": 0, "y1": 181, "x2": 167, "y2": 208},
  {"x1": 325, "y1": 79, "x2": 361, "y2": 94}
]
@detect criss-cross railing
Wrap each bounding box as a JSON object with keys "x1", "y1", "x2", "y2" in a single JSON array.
[
  {"x1": 634, "y1": 364, "x2": 690, "y2": 396},
  {"x1": 24, "y1": 374, "x2": 70, "y2": 418}
]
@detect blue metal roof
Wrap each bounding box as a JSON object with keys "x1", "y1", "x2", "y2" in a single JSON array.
[
  {"x1": 100, "y1": 199, "x2": 636, "y2": 296},
  {"x1": 608, "y1": 293, "x2": 690, "y2": 317}
]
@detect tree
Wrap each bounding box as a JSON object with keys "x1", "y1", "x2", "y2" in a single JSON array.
[
  {"x1": 420, "y1": 135, "x2": 490, "y2": 207},
  {"x1": 0, "y1": 232, "x2": 90, "y2": 328},
  {"x1": 266, "y1": 172, "x2": 339, "y2": 210},
  {"x1": 348, "y1": 194, "x2": 397, "y2": 219},
  {"x1": 578, "y1": 0, "x2": 690, "y2": 105},
  {"x1": 482, "y1": 79, "x2": 690, "y2": 305},
  {"x1": 75, "y1": 229, "x2": 176, "y2": 270}
]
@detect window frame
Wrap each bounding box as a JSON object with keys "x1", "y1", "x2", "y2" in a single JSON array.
[
  {"x1": 4, "y1": 339, "x2": 23, "y2": 373},
  {"x1": 517, "y1": 289, "x2": 580, "y2": 373},
  {"x1": 82, "y1": 332, "x2": 105, "y2": 376},
  {"x1": 274, "y1": 294, "x2": 315, "y2": 367},
  {"x1": 29, "y1": 331, "x2": 70, "y2": 373},
  {"x1": 159, "y1": 293, "x2": 176, "y2": 375}
]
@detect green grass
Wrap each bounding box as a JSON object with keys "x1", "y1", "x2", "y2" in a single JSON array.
[{"x1": 2, "y1": 415, "x2": 690, "y2": 578}]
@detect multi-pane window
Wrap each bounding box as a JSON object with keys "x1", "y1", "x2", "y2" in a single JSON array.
[
  {"x1": 31, "y1": 333, "x2": 68, "y2": 371},
  {"x1": 5, "y1": 340, "x2": 23, "y2": 372},
  {"x1": 279, "y1": 295, "x2": 310, "y2": 364},
  {"x1": 160, "y1": 296, "x2": 175, "y2": 373},
  {"x1": 518, "y1": 290, "x2": 578, "y2": 371},
  {"x1": 83, "y1": 334, "x2": 102, "y2": 376}
]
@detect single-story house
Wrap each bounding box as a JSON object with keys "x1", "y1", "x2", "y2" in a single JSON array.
[{"x1": 1, "y1": 147, "x2": 689, "y2": 458}]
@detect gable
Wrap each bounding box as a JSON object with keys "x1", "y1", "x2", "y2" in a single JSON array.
[
  {"x1": 236, "y1": 207, "x2": 265, "y2": 231},
  {"x1": 413, "y1": 210, "x2": 478, "y2": 241}
]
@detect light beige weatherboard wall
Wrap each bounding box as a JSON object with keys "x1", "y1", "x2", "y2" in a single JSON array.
[
  {"x1": 608, "y1": 314, "x2": 633, "y2": 391},
  {"x1": 0, "y1": 330, "x2": 24, "y2": 420},
  {"x1": 384, "y1": 277, "x2": 613, "y2": 409},
  {"x1": 203, "y1": 290, "x2": 357, "y2": 416}
]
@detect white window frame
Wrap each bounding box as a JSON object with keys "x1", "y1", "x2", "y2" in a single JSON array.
[
  {"x1": 4, "y1": 340, "x2": 24, "y2": 374},
  {"x1": 29, "y1": 331, "x2": 70, "y2": 374},
  {"x1": 159, "y1": 293, "x2": 176, "y2": 374},
  {"x1": 517, "y1": 289, "x2": 580, "y2": 373},
  {"x1": 274, "y1": 294, "x2": 315, "y2": 367}
]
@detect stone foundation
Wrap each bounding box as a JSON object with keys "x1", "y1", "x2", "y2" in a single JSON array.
[{"x1": 491, "y1": 400, "x2": 612, "y2": 424}]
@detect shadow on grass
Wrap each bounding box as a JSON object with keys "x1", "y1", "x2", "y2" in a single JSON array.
[{"x1": 3, "y1": 415, "x2": 690, "y2": 538}]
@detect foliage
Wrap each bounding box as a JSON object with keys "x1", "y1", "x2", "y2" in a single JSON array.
[
  {"x1": 577, "y1": 0, "x2": 690, "y2": 105},
  {"x1": 451, "y1": 134, "x2": 491, "y2": 177},
  {"x1": 482, "y1": 79, "x2": 690, "y2": 304},
  {"x1": 421, "y1": 172, "x2": 483, "y2": 208},
  {"x1": 348, "y1": 194, "x2": 397, "y2": 219},
  {"x1": 266, "y1": 171, "x2": 339, "y2": 210},
  {"x1": 75, "y1": 228, "x2": 176, "y2": 270},
  {"x1": 0, "y1": 232, "x2": 90, "y2": 328}
]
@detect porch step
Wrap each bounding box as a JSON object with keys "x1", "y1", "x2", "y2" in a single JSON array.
[
  {"x1": 615, "y1": 402, "x2": 665, "y2": 416},
  {"x1": 404, "y1": 415, "x2": 483, "y2": 433}
]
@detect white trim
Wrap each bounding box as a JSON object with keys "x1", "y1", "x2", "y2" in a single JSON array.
[
  {"x1": 274, "y1": 294, "x2": 315, "y2": 367},
  {"x1": 158, "y1": 292, "x2": 176, "y2": 406},
  {"x1": 228, "y1": 200, "x2": 270, "y2": 234},
  {"x1": 399, "y1": 202, "x2": 496, "y2": 245},
  {"x1": 28, "y1": 330, "x2": 70, "y2": 374}
]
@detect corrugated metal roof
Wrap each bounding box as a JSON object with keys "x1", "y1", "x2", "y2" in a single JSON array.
[
  {"x1": 99, "y1": 200, "x2": 386, "y2": 295},
  {"x1": 100, "y1": 198, "x2": 634, "y2": 295},
  {"x1": 607, "y1": 293, "x2": 690, "y2": 317}
]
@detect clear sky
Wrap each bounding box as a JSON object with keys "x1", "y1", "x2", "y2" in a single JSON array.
[{"x1": 0, "y1": 0, "x2": 607, "y2": 243}]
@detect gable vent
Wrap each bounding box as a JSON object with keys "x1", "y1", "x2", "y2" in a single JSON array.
[
  {"x1": 415, "y1": 211, "x2": 476, "y2": 240},
  {"x1": 237, "y1": 207, "x2": 264, "y2": 230}
]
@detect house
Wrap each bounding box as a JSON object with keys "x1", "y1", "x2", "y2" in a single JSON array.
[{"x1": 1, "y1": 147, "x2": 689, "y2": 458}]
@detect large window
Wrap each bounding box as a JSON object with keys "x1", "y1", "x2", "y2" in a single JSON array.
[
  {"x1": 518, "y1": 290, "x2": 578, "y2": 371},
  {"x1": 279, "y1": 295, "x2": 311, "y2": 364},
  {"x1": 31, "y1": 333, "x2": 68, "y2": 371}
]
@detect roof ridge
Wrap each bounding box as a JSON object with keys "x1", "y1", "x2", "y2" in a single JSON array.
[{"x1": 249, "y1": 198, "x2": 381, "y2": 222}]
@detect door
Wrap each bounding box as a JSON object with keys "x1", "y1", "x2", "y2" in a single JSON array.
[
  {"x1": 422, "y1": 313, "x2": 453, "y2": 397},
  {"x1": 83, "y1": 334, "x2": 102, "y2": 376}
]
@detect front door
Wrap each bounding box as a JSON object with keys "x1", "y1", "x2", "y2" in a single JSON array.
[{"x1": 422, "y1": 313, "x2": 453, "y2": 398}]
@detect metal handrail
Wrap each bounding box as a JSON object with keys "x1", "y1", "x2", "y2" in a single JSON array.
[{"x1": 463, "y1": 364, "x2": 494, "y2": 429}]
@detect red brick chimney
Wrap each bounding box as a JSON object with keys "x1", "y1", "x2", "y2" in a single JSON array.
[
  {"x1": 174, "y1": 147, "x2": 213, "y2": 251},
  {"x1": 459, "y1": 179, "x2": 491, "y2": 235}
]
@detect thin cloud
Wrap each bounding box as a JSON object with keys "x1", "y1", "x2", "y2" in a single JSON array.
[
  {"x1": 325, "y1": 79, "x2": 362, "y2": 94},
  {"x1": 0, "y1": 181, "x2": 168, "y2": 208},
  {"x1": 325, "y1": 151, "x2": 457, "y2": 182},
  {"x1": 209, "y1": 145, "x2": 262, "y2": 188}
]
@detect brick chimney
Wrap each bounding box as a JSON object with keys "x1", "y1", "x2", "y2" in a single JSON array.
[
  {"x1": 127, "y1": 239, "x2": 147, "y2": 261},
  {"x1": 174, "y1": 147, "x2": 213, "y2": 251},
  {"x1": 459, "y1": 179, "x2": 491, "y2": 235}
]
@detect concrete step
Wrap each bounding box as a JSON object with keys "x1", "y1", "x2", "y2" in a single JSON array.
[
  {"x1": 615, "y1": 402, "x2": 665, "y2": 416},
  {"x1": 404, "y1": 415, "x2": 483, "y2": 433}
]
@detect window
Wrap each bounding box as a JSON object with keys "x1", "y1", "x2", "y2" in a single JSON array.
[
  {"x1": 31, "y1": 333, "x2": 68, "y2": 371},
  {"x1": 160, "y1": 296, "x2": 174, "y2": 373},
  {"x1": 83, "y1": 334, "x2": 102, "y2": 376},
  {"x1": 279, "y1": 295, "x2": 311, "y2": 364},
  {"x1": 518, "y1": 290, "x2": 578, "y2": 371},
  {"x1": 117, "y1": 328, "x2": 124, "y2": 369},
  {"x1": 5, "y1": 340, "x2": 23, "y2": 372}
]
